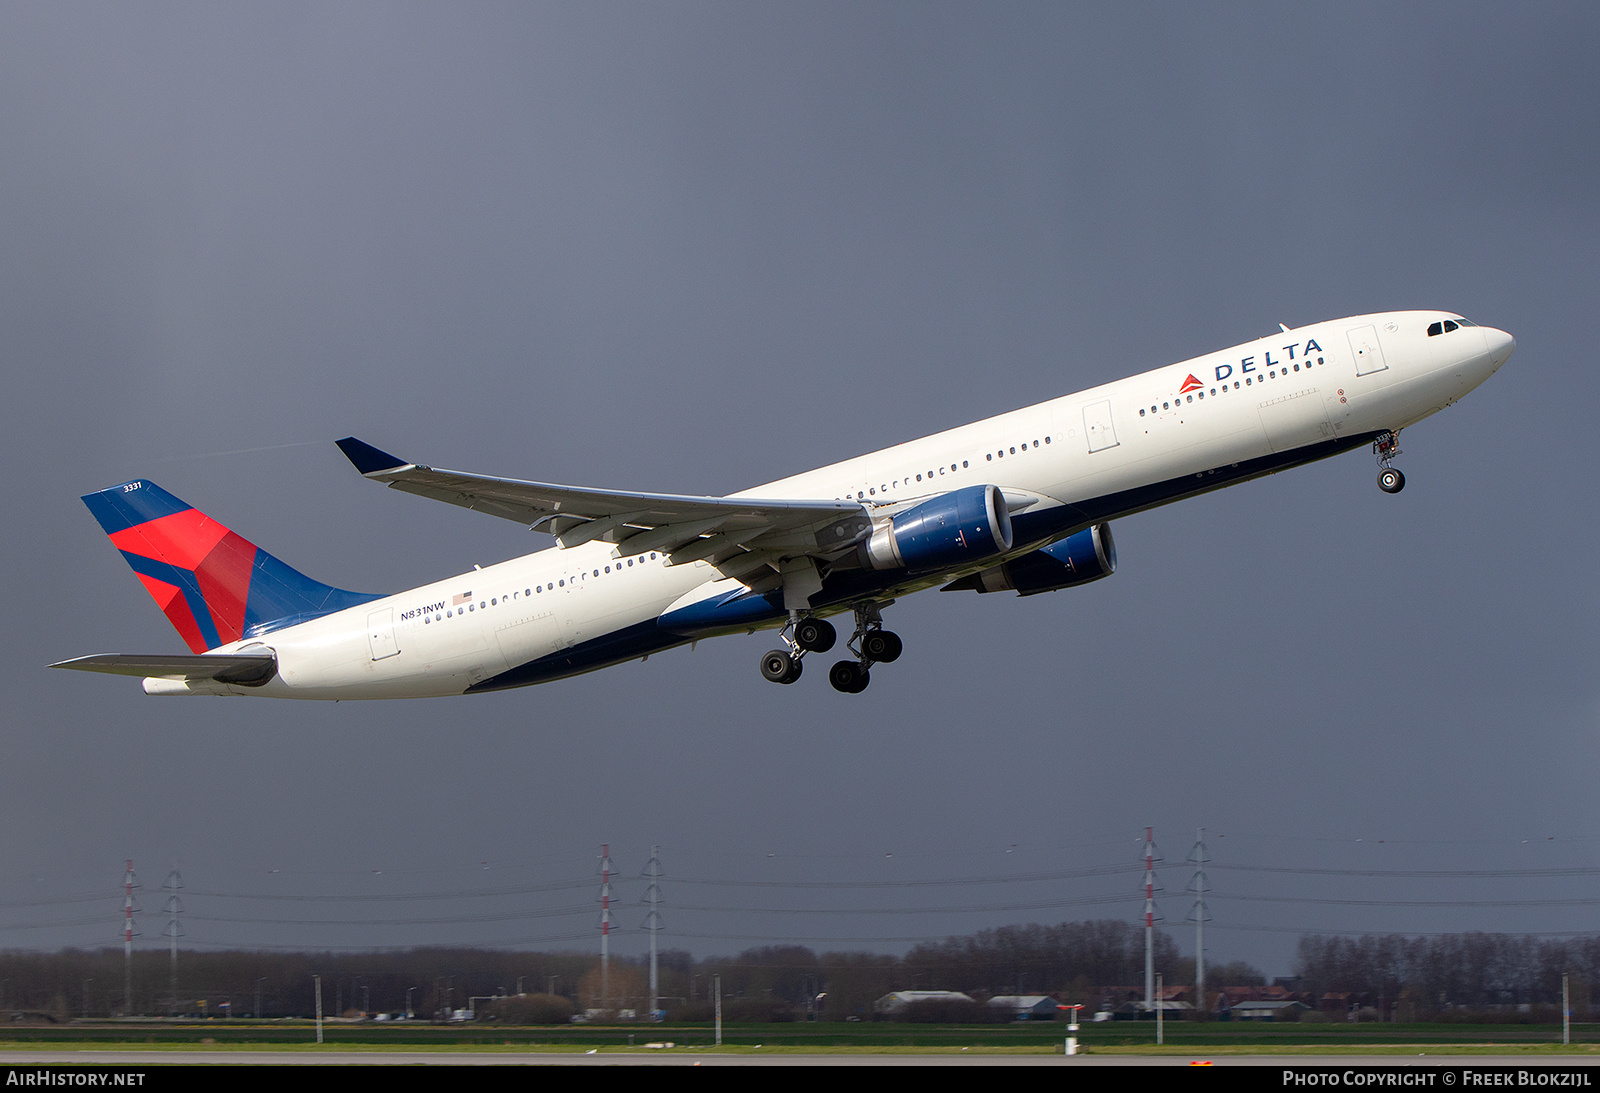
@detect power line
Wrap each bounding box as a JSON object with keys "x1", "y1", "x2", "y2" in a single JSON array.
[
  {"x1": 1214, "y1": 864, "x2": 1600, "y2": 879},
  {"x1": 665, "y1": 895, "x2": 1139, "y2": 915},
  {"x1": 184, "y1": 907, "x2": 592, "y2": 927},
  {"x1": 176, "y1": 931, "x2": 600, "y2": 952},
  {"x1": 0, "y1": 893, "x2": 111, "y2": 910},
  {"x1": 1206, "y1": 922, "x2": 1600, "y2": 939},
  {"x1": 0, "y1": 917, "x2": 116, "y2": 931},
  {"x1": 672, "y1": 865, "x2": 1142, "y2": 889},
  {"x1": 1215, "y1": 894, "x2": 1600, "y2": 908},
  {"x1": 185, "y1": 879, "x2": 594, "y2": 902}
]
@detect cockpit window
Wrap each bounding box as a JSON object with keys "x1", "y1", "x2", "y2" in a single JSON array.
[
  {"x1": 1428, "y1": 317, "x2": 1476, "y2": 336},
  {"x1": 1428, "y1": 322, "x2": 1442, "y2": 336}
]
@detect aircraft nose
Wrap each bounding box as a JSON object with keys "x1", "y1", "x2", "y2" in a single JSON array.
[{"x1": 1484, "y1": 326, "x2": 1515, "y2": 367}]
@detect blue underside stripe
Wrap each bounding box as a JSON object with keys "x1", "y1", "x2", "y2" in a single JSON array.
[
  {"x1": 468, "y1": 431, "x2": 1381, "y2": 692},
  {"x1": 467, "y1": 620, "x2": 678, "y2": 692}
]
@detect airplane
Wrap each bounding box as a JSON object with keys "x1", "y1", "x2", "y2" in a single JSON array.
[{"x1": 53, "y1": 310, "x2": 1513, "y2": 698}]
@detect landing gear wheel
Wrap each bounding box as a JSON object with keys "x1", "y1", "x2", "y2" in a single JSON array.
[
  {"x1": 861, "y1": 629, "x2": 902, "y2": 663},
  {"x1": 760, "y1": 649, "x2": 803, "y2": 684},
  {"x1": 829, "y1": 660, "x2": 870, "y2": 694},
  {"x1": 794, "y1": 617, "x2": 837, "y2": 654},
  {"x1": 1373, "y1": 431, "x2": 1405, "y2": 494}
]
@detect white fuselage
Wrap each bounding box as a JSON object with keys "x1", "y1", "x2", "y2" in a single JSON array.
[{"x1": 177, "y1": 311, "x2": 1511, "y2": 699}]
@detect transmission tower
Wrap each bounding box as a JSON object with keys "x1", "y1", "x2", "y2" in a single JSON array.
[
  {"x1": 1141, "y1": 827, "x2": 1163, "y2": 1009},
  {"x1": 121, "y1": 861, "x2": 141, "y2": 1016},
  {"x1": 1187, "y1": 829, "x2": 1211, "y2": 1012},
  {"x1": 162, "y1": 869, "x2": 183, "y2": 1015},
  {"x1": 597, "y1": 844, "x2": 613, "y2": 1014},
  {"x1": 642, "y1": 846, "x2": 664, "y2": 1019}
]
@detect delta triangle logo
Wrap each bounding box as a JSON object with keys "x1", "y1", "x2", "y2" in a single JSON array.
[{"x1": 1178, "y1": 373, "x2": 1203, "y2": 394}]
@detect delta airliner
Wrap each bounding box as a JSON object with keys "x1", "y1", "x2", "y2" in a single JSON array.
[{"x1": 54, "y1": 311, "x2": 1513, "y2": 697}]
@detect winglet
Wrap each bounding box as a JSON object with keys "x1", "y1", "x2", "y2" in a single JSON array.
[{"x1": 336, "y1": 437, "x2": 409, "y2": 476}]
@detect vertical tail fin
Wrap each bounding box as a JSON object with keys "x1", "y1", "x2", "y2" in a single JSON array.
[{"x1": 82, "y1": 480, "x2": 381, "y2": 652}]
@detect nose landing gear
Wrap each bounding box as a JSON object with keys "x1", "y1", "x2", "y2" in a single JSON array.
[{"x1": 1374, "y1": 431, "x2": 1405, "y2": 493}]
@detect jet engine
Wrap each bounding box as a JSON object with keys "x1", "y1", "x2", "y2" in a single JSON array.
[
  {"x1": 858, "y1": 484, "x2": 1014, "y2": 571},
  {"x1": 943, "y1": 522, "x2": 1117, "y2": 595}
]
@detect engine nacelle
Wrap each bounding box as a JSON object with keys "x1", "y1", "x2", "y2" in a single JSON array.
[
  {"x1": 944, "y1": 523, "x2": 1117, "y2": 595},
  {"x1": 858, "y1": 484, "x2": 1014, "y2": 571}
]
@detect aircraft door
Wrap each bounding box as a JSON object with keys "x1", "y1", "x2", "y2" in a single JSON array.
[
  {"x1": 559, "y1": 569, "x2": 587, "y2": 646},
  {"x1": 1347, "y1": 325, "x2": 1389, "y2": 376},
  {"x1": 366, "y1": 607, "x2": 400, "y2": 661},
  {"x1": 1083, "y1": 399, "x2": 1120, "y2": 453}
]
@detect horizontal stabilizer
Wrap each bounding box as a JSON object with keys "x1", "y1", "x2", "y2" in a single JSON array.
[{"x1": 49, "y1": 653, "x2": 277, "y2": 687}]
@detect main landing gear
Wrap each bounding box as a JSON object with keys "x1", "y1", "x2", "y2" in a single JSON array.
[
  {"x1": 758, "y1": 611, "x2": 837, "y2": 686},
  {"x1": 829, "y1": 603, "x2": 900, "y2": 695},
  {"x1": 1374, "y1": 431, "x2": 1405, "y2": 494},
  {"x1": 757, "y1": 603, "x2": 901, "y2": 695}
]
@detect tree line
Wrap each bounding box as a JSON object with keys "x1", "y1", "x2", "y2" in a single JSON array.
[
  {"x1": 1294, "y1": 933, "x2": 1598, "y2": 1017},
  {"x1": 2, "y1": 923, "x2": 1592, "y2": 1022}
]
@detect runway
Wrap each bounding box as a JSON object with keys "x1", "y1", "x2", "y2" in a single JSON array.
[{"x1": 2, "y1": 1049, "x2": 1597, "y2": 1067}]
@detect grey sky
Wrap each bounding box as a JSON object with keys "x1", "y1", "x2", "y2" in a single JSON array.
[{"x1": 1, "y1": 3, "x2": 1595, "y2": 976}]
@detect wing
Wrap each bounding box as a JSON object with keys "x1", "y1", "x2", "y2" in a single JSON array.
[
  {"x1": 50, "y1": 653, "x2": 277, "y2": 686},
  {"x1": 335, "y1": 438, "x2": 872, "y2": 584}
]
